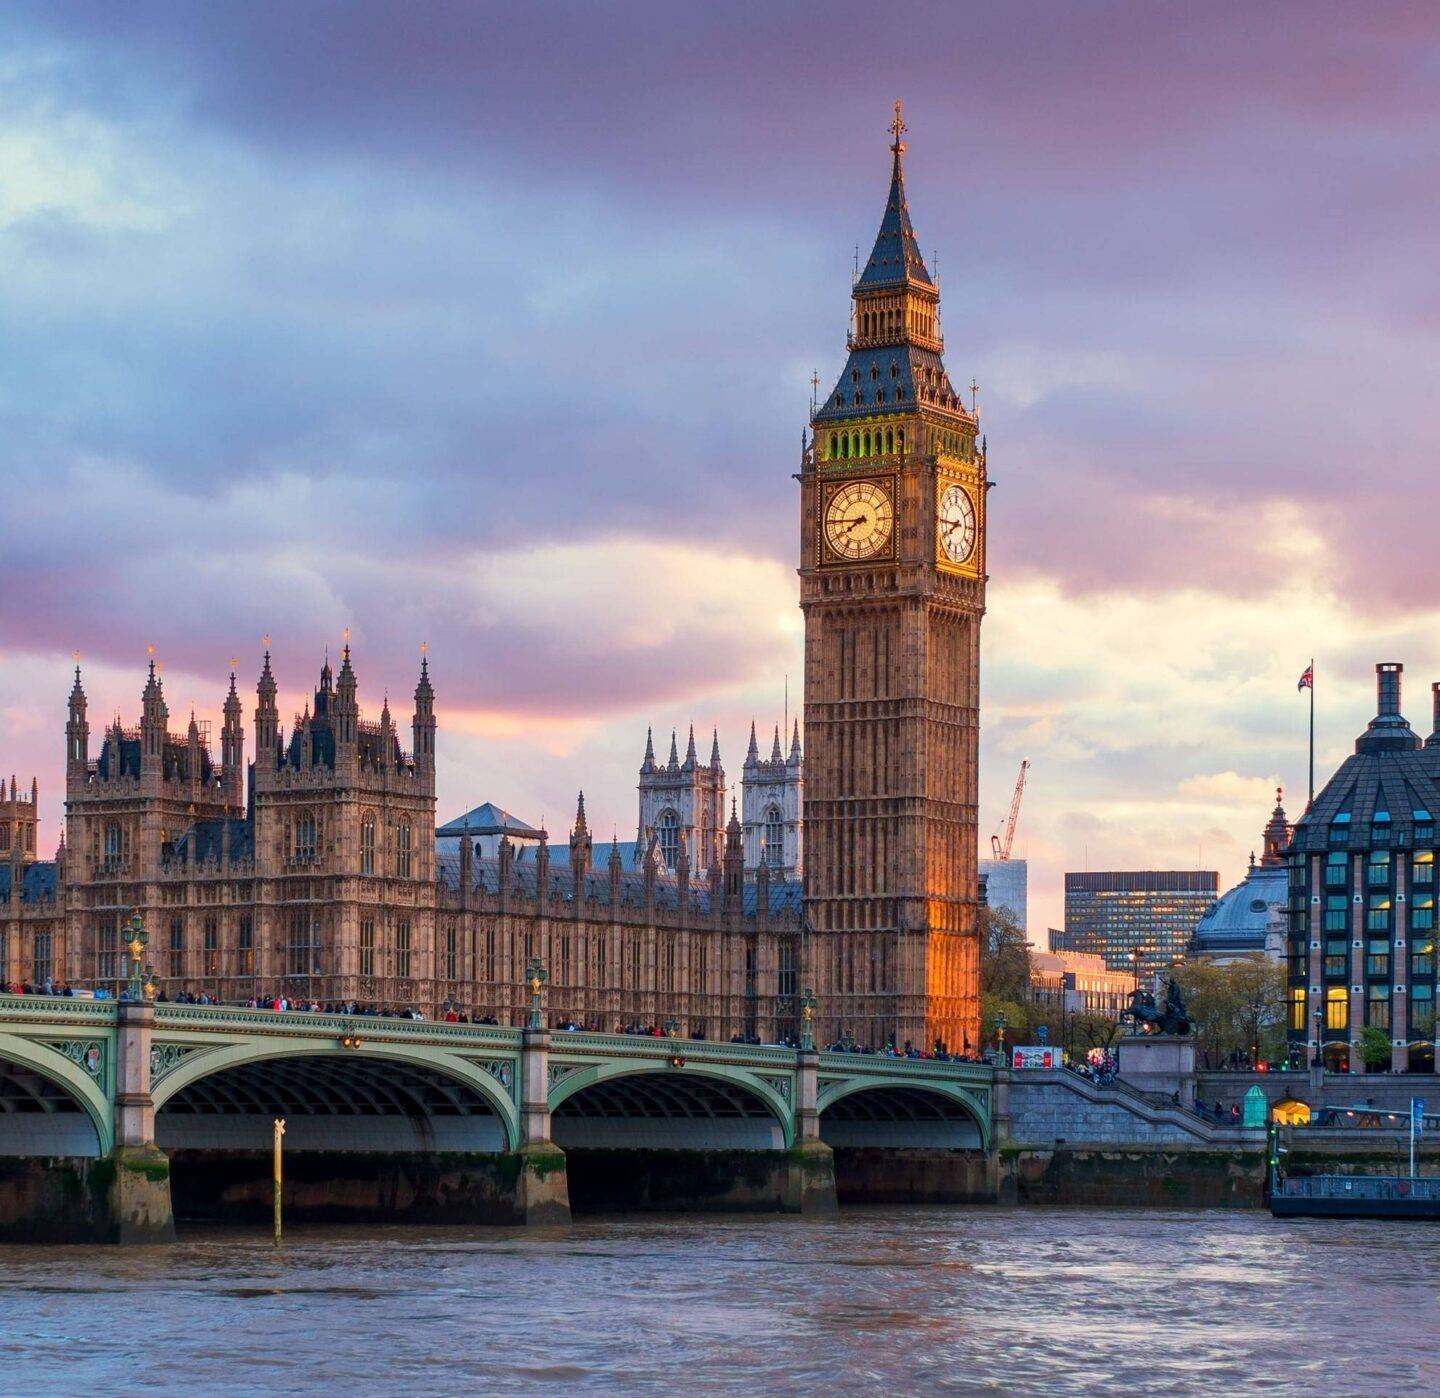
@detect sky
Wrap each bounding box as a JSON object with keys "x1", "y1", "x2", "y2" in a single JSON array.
[{"x1": 4, "y1": 1, "x2": 1440, "y2": 938}]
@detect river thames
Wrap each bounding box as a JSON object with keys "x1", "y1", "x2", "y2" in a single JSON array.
[{"x1": 1, "y1": 1207, "x2": 1435, "y2": 1392}]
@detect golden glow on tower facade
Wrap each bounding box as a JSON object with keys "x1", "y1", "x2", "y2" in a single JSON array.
[{"x1": 800, "y1": 104, "x2": 985, "y2": 1053}]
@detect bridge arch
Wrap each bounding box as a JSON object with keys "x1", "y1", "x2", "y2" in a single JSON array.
[
  {"x1": 550, "y1": 1063, "x2": 793, "y2": 1149},
  {"x1": 0, "y1": 1040, "x2": 112, "y2": 1157},
  {"x1": 818, "y1": 1078, "x2": 989, "y2": 1151},
  {"x1": 153, "y1": 1042, "x2": 520, "y2": 1152}
]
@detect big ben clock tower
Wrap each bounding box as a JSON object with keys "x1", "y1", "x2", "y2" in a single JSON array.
[{"x1": 801, "y1": 104, "x2": 985, "y2": 1055}]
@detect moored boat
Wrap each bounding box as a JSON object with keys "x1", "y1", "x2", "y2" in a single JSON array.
[{"x1": 1270, "y1": 1172, "x2": 1440, "y2": 1219}]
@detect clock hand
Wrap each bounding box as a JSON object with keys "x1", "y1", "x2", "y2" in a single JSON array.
[{"x1": 842, "y1": 514, "x2": 869, "y2": 533}]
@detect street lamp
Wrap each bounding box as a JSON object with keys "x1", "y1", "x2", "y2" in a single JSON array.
[
  {"x1": 1312, "y1": 1006, "x2": 1323, "y2": 1070},
  {"x1": 124, "y1": 912, "x2": 149, "y2": 1001},
  {"x1": 996, "y1": 1009, "x2": 1008, "y2": 1065},
  {"x1": 664, "y1": 1017, "x2": 680, "y2": 1040},
  {"x1": 798, "y1": 987, "x2": 817, "y2": 1051},
  {"x1": 524, "y1": 956, "x2": 548, "y2": 1030}
]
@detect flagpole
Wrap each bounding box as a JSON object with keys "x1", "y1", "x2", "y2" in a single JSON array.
[{"x1": 1308, "y1": 657, "x2": 1315, "y2": 810}]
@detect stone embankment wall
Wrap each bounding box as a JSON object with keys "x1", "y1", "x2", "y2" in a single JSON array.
[
  {"x1": 1197, "y1": 1070, "x2": 1436, "y2": 1115},
  {"x1": 997, "y1": 1069, "x2": 1267, "y2": 1207}
]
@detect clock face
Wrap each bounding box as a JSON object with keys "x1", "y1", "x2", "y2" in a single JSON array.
[
  {"x1": 824, "y1": 480, "x2": 894, "y2": 561},
  {"x1": 937, "y1": 483, "x2": 977, "y2": 565}
]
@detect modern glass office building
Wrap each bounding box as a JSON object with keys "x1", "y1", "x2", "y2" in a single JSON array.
[{"x1": 1058, "y1": 869, "x2": 1218, "y2": 978}]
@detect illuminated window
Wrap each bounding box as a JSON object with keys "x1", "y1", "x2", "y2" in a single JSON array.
[
  {"x1": 1289, "y1": 986, "x2": 1306, "y2": 1032},
  {"x1": 1325, "y1": 985, "x2": 1349, "y2": 1031},
  {"x1": 1411, "y1": 937, "x2": 1435, "y2": 978},
  {"x1": 1414, "y1": 851, "x2": 1434, "y2": 886}
]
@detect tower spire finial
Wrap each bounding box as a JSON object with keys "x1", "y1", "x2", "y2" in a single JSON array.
[{"x1": 890, "y1": 98, "x2": 907, "y2": 154}]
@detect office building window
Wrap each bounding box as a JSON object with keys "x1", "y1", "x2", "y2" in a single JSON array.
[
  {"x1": 1366, "y1": 938, "x2": 1390, "y2": 979},
  {"x1": 1368, "y1": 985, "x2": 1390, "y2": 1031},
  {"x1": 1325, "y1": 985, "x2": 1348, "y2": 1031},
  {"x1": 1289, "y1": 986, "x2": 1306, "y2": 1032}
]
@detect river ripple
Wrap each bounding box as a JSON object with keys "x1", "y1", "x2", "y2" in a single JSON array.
[{"x1": 0, "y1": 1208, "x2": 1435, "y2": 1393}]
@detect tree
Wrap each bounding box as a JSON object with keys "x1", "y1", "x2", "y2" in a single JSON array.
[
  {"x1": 979, "y1": 906, "x2": 1030, "y2": 1003},
  {"x1": 1173, "y1": 955, "x2": 1286, "y2": 1068},
  {"x1": 1359, "y1": 1024, "x2": 1392, "y2": 1071}
]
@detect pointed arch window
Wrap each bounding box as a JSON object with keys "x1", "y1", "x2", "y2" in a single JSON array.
[
  {"x1": 360, "y1": 814, "x2": 376, "y2": 875},
  {"x1": 395, "y1": 820, "x2": 412, "y2": 878},
  {"x1": 658, "y1": 809, "x2": 680, "y2": 869},
  {"x1": 764, "y1": 806, "x2": 784, "y2": 867},
  {"x1": 293, "y1": 812, "x2": 317, "y2": 864}
]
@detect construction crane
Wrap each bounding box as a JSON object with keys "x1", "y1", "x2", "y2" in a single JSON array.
[{"x1": 990, "y1": 759, "x2": 1030, "y2": 861}]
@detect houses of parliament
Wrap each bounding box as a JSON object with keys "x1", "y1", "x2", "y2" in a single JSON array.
[{"x1": 0, "y1": 109, "x2": 987, "y2": 1054}]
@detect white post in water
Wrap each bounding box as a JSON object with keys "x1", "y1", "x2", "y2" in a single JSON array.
[{"x1": 273, "y1": 1117, "x2": 286, "y2": 1246}]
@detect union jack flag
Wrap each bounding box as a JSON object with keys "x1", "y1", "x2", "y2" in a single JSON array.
[{"x1": 1297, "y1": 664, "x2": 1313, "y2": 692}]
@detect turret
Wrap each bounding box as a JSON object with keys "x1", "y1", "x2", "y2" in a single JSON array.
[
  {"x1": 675, "y1": 831, "x2": 690, "y2": 915},
  {"x1": 186, "y1": 709, "x2": 203, "y2": 800},
  {"x1": 412, "y1": 649, "x2": 436, "y2": 778},
  {"x1": 569, "y1": 790, "x2": 592, "y2": 884},
  {"x1": 140, "y1": 653, "x2": 167, "y2": 774},
  {"x1": 378, "y1": 694, "x2": 393, "y2": 771},
  {"x1": 221, "y1": 668, "x2": 245, "y2": 810},
  {"x1": 608, "y1": 836, "x2": 623, "y2": 906},
  {"x1": 66, "y1": 662, "x2": 89, "y2": 779},
  {"x1": 255, "y1": 650, "x2": 279, "y2": 758},
  {"x1": 745, "y1": 720, "x2": 760, "y2": 768},
  {"x1": 335, "y1": 641, "x2": 358, "y2": 749},
  {"x1": 1261, "y1": 789, "x2": 1291, "y2": 867},
  {"x1": 724, "y1": 799, "x2": 744, "y2": 902}
]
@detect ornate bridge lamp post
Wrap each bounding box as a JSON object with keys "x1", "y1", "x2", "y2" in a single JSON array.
[
  {"x1": 799, "y1": 988, "x2": 817, "y2": 1051},
  {"x1": 123, "y1": 912, "x2": 153, "y2": 1001},
  {"x1": 996, "y1": 1010, "x2": 1008, "y2": 1066},
  {"x1": 525, "y1": 956, "x2": 548, "y2": 1030},
  {"x1": 664, "y1": 1017, "x2": 680, "y2": 1040}
]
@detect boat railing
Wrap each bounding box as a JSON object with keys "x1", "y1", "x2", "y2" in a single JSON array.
[{"x1": 1276, "y1": 1173, "x2": 1440, "y2": 1202}]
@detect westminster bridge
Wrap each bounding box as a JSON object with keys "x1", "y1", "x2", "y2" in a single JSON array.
[{"x1": 0, "y1": 995, "x2": 993, "y2": 1241}]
